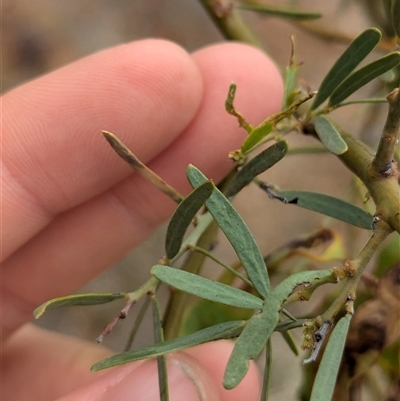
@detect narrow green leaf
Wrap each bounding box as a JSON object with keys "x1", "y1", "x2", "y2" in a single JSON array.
[
  {"x1": 277, "y1": 190, "x2": 375, "y2": 229},
  {"x1": 151, "y1": 295, "x2": 169, "y2": 401},
  {"x1": 224, "y1": 305, "x2": 279, "y2": 389},
  {"x1": 310, "y1": 314, "x2": 352, "y2": 401},
  {"x1": 314, "y1": 116, "x2": 348, "y2": 155},
  {"x1": 91, "y1": 320, "x2": 245, "y2": 371},
  {"x1": 151, "y1": 265, "x2": 263, "y2": 309},
  {"x1": 241, "y1": 123, "x2": 273, "y2": 154},
  {"x1": 282, "y1": 67, "x2": 299, "y2": 110},
  {"x1": 271, "y1": 269, "x2": 333, "y2": 305},
  {"x1": 187, "y1": 165, "x2": 270, "y2": 298},
  {"x1": 226, "y1": 140, "x2": 288, "y2": 197},
  {"x1": 329, "y1": 52, "x2": 400, "y2": 106},
  {"x1": 282, "y1": 52, "x2": 299, "y2": 110},
  {"x1": 165, "y1": 181, "x2": 214, "y2": 259},
  {"x1": 240, "y1": 3, "x2": 322, "y2": 20},
  {"x1": 280, "y1": 330, "x2": 299, "y2": 356},
  {"x1": 311, "y1": 28, "x2": 382, "y2": 110},
  {"x1": 224, "y1": 268, "x2": 334, "y2": 389},
  {"x1": 34, "y1": 292, "x2": 126, "y2": 319}
]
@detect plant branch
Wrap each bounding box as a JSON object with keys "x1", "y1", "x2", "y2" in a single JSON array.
[
  {"x1": 370, "y1": 88, "x2": 400, "y2": 177},
  {"x1": 321, "y1": 221, "x2": 392, "y2": 323},
  {"x1": 103, "y1": 131, "x2": 183, "y2": 204},
  {"x1": 96, "y1": 276, "x2": 160, "y2": 343},
  {"x1": 124, "y1": 296, "x2": 151, "y2": 351},
  {"x1": 198, "y1": 0, "x2": 265, "y2": 49},
  {"x1": 310, "y1": 119, "x2": 400, "y2": 233}
]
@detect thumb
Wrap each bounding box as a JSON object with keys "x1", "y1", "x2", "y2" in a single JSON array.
[{"x1": 58, "y1": 341, "x2": 260, "y2": 401}]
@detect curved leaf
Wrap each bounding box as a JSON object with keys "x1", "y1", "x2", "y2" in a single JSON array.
[
  {"x1": 224, "y1": 268, "x2": 333, "y2": 389},
  {"x1": 226, "y1": 140, "x2": 288, "y2": 197},
  {"x1": 314, "y1": 116, "x2": 348, "y2": 155},
  {"x1": 281, "y1": 330, "x2": 299, "y2": 355},
  {"x1": 34, "y1": 292, "x2": 126, "y2": 319},
  {"x1": 241, "y1": 123, "x2": 274, "y2": 154},
  {"x1": 224, "y1": 304, "x2": 279, "y2": 389},
  {"x1": 91, "y1": 320, "x2": 245, "y2": 371},
  {"x1": 151, "y1": 265, "x2": 263, "y2": 309},
  {"x1": 277, "y1": 190, "x2": 375, "y2": 229},
  {"x1": 187, "y1": 165, "x2": 270, "y2": 298},
  {"x1": 165, "y1": 181, "x2": 214, "y2": 259},
  {"x1": 329, "y1": 52, "x2": 400, "y2": 107},
  {"x1": 310, "y1": 314, "x2": 352, "y2": 401},
  {"x1": 311, "y1": 28, "x2": 382, "y2": 110},
  {"x1": 240, "y1": 3, "x2": 321, "y2": 20}
]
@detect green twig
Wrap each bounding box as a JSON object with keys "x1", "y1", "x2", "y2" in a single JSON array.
[
  {"x1": 260, "y1": 338, "x2": 273, "y2": 401},
  {"x1": 188, "y1": 244, "x2": 253, "y2": 286},
  {"x1": 151, "y1": 294, "x2": 169, "y2": 401},
  {"x1": 325, "y1": 97, "x2": 387, "y2": 111},
  {"x1": 332, "y1": 127, "x2": 400, "y2": 233},
  {"x1": 321, "y1": 221, "x2": 392, "y2": 322},
  {"x1": 198, "y1": 0, "x2": 265, "y2": 49}
]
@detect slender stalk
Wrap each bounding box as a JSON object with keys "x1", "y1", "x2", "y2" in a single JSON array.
[
  {"x1": 124, "y1": 296, "x2": 151, "y2": 351},
  {"x1": 151, "y1": 294, "x2": 169, "y2": 401},
  {"x1": 260, "y1": 338, "x2": 273, "y2": 401},
  {"x1": 198, "y1": 0, "x2": 265, "y2": 49},
  {"x1": 189, "y1": 245, "x2": 253, "y2": 286}
]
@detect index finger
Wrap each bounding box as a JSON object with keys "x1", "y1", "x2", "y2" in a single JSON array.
[{"x1": 2, "y1": 39, "x2": 203, "y2": 261}]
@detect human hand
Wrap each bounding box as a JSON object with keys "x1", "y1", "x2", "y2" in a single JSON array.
[{"x1": 2, "y1": 39, "x2": 283, "y2": 400}]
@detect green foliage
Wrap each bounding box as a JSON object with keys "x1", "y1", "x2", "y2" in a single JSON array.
[
  {"x1": 328, "y1": 52, "x2": 400, "y2": 107},
  {"x1": 151, "y1": 295, "x2": 169, "y2": 401},
  {"x1": 35, "y1": 4, "x2": 400, "y2": 401},
  {"x1": 165, "y1": 181, "x2": 214, "y2": 259},
  {"x1": 91, "y1": 320, "x2": 246, "y2": 371},
  {"x1": 311, "y1": 28, "x2": 382, "y2": 110},
  {"x1": 309, "y1": 315, "x2": 352, "y2": 401},
  {"x1": 225, "y1": 268, "x2": 335, "y2": 389},
  {"x1": 33, "y1": 292, "x2": 126, "y2": 319},
  {"x1": 187, "y1": 164, "x2": 270, "y2": 298},
  {"x1": 276, "y1": 190, "x2": 375, "y2": 229},
  {"x1": 225, "y1": 140, "x2": 288, "y2": 197},
  {"x1": 151, "y1": 265, "x2": 263, "y2": 309},
  {"x1": 314, "y1": 116, "x2": 348, "y2": 155}
]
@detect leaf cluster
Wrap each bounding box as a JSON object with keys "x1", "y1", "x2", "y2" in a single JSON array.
[{"x1": 34, "y1": 2, "x2": 400, "y2": 401}]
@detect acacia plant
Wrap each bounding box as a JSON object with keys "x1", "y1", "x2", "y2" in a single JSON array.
[{"x1": 34, "y1": 2, "x2": 400, "y2": 400}]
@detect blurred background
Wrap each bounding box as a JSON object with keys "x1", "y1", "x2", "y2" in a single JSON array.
[{"x1": 2, "y1": 1, "x2": 394, "y2": 399}]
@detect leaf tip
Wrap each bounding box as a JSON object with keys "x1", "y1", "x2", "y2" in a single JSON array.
[{"x1": 33, "y1": 305, "x2": 45, "y2": 319}]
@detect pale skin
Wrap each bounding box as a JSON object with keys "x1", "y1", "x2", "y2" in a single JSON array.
[{"x1": 1, "y1": 39, "x2": 283, "y2": 400}]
